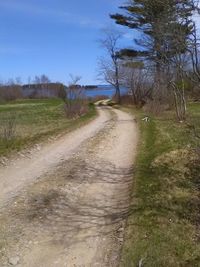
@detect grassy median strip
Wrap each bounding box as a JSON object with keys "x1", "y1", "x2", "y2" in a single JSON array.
[
  {"x1": 0, "y1": 99, "x2": 96, "y2": 157},
  {"x1": 121, "y1": 104, "x2": 200, "y2": 267}
]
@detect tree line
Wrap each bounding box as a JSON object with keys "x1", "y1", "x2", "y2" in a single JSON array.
[{"x1": 0, "y1": 75, "x2": 64, "y2": 101}]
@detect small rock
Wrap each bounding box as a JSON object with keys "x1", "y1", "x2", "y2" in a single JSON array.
[
  {"x1": 0, "y1": 157, "x2": 7, "y2": 166},
  {"x1": 119, "y1": 232, "x2": 124, "y2": 239},
  {"x1": 36, "y1": 145, "x2": 41, "y2": 151},
  {"x1": 9, "y1": 256, "x2": 20, "y2": 266},
  {"x1": 18, "y1": 152, "x2": 25, "y2": 158},
  {"x1": 112, "y1": 255, "x2": 118, "y2": 261},
  {"x1": 118, "y1": 237, "x2": 124, "y2": 243}
]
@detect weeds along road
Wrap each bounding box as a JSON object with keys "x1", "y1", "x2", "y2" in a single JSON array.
[{"x1": 0, "y1": 107, "x2": 138, "y2": 267}]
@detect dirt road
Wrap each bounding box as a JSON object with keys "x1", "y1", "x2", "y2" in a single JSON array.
[{"x1": 0, "y1": 107, "x2": 138, "y2": 267}]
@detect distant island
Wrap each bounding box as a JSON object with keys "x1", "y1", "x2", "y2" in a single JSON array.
[{"x1": 83, "y1": 85, "x2": 98, "y2": 90}]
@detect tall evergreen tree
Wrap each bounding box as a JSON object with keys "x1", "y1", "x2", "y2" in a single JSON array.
[
  {"x1": 111, "y1": 0, "x2": 197, "y2": 120},
  {"x1": 110, "y1": 0, "x2": 195, "y2": 68}
]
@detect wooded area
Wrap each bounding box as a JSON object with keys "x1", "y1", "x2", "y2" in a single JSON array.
[{"x1": 99, "y1": 0, "x2": 200, "y2": 122}]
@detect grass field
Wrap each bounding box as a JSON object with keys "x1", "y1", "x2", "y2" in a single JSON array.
[
  {"x1": 0, "y1": 99, "x2": 96, "y2": 157},
  {"x1": 121, "y1": 103, "x2": 200, "y2": 267}
]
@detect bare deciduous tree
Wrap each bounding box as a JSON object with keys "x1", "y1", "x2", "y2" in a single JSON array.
[
  {"x1": 15, "y1": 77, "x2": 22, "y2": 85},
  {"x1": 33, "y1": 75, "x2": 41, "y2": 84},
  {"x1": 98, "y1": 28, "x2": 122, "y2": 103},
  {"x1": 186, "y1": 22, "x2": 200, "y2": 86},
  {"x1": 121, "y1": 63, "x2": 152, "y2": 106},
  {"x1": 64, "y1": 75, "x2": 87, "y2": 118},
  {"x1": 40, "y1": 74, "x2": 51, "y2": 84},
  {"x1": 169, "y1": 56, "x2": 188, "y2": 121}
]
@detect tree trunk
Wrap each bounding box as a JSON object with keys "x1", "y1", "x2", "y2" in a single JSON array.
[
  {"x1": 115, "y1": 62, "x2": 121, "y2": 104},
  {"x1": 115, "y1": 83, "x2": 121, "y2": 104}
]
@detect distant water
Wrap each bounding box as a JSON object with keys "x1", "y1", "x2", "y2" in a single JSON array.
[{"x1": 85, "y1": 85, "x2": 128, "y2": 98}]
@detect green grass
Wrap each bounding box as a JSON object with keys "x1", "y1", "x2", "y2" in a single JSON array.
[
  {"x1": 0, "y1": 99, "x2": 96, "y2": 156},
  {"x1": 121, "y1": 103, "x2": 200, "y2": 267}
]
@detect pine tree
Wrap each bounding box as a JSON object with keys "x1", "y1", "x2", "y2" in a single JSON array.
[
  {"x1": 111, "y1": 0, "x2": 197, "y2": 120},
  {"x1": 110, "y1": 0, "x2": 195, "y2": 66}
]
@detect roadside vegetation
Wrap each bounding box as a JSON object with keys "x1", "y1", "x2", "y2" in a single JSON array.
[
  {"x1": 120, "y1": 103, "x2": 200, "y2": 267},
  {"x1": 0, "y1": 98, "x2": 96, "y2": 157}
]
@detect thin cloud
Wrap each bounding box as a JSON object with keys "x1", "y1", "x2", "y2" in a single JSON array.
[
  {"x1": 0, "y1": 44, "x2": 38, "y2": 56},
  {"x1": 0, "y1": 0, "x2": 102, "y2": 28}
]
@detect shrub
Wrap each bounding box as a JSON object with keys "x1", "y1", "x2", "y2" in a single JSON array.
[
  {"x1": 64, "y1": 100, "x2": 89, "y2": 119},
  {"x1": 143, "y1": 99, "x2": 171, "y2": 115},
  {"x1": 0, "y1": 113, "x2": 17, "y2": 142}
]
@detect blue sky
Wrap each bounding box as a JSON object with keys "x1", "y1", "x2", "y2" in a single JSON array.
[{"x1": 0, "y1": 0, "x2": 136, "y2": 85}]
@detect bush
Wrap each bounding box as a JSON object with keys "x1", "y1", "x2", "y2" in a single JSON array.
[
  {"x1": 0, "y1": 113, "x2": 17, "y2": 142},
  {"x1": 63, "y1": 84, "x2": 89, "y2": 119},
  {"x1": 64, "y1": 100, "x2": 89, "y2": 119},
  {"x1": 143, "y1": 99, "x2": 171, "y2": 115},
  {"x1": 120, "y1": 94, "x2": 134, "y2": 105}
]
